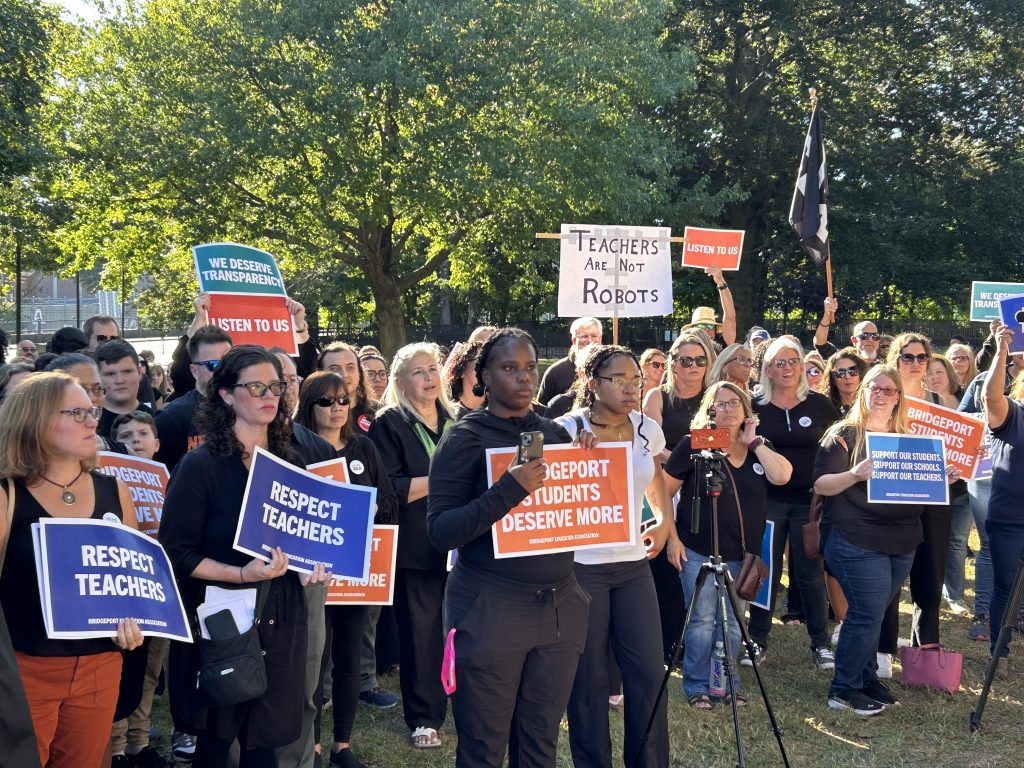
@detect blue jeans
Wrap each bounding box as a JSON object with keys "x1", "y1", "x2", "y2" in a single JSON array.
[
  {"x1": 986, "y1": 520, "x2": 1024, "y2": 659},
  {"x1": 968, "y1": 481, "x2": 994, "y2": 615},
  {"x1": 943, "y1": 494, "x2": 973, "y2": 603},
  {"x1": 678, "y1": 548, "x2": 744, "y2": 698},
  {"x1": 824, "y1": 531, "x2": 914, "y2": 698}
]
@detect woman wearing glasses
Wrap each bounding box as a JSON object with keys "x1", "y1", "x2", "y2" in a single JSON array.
[
  {"x1": 945, "y1": 343, "x2": 978, "y2": 390},
  {"x1": 0, "y1": 372, "x2": 144, "y2": 767},
  {"x1": 813, "y1": 365, "x2": 955, "y2": 714},
  {"x1": 359, "y1": 354, "x2": 389, "y2": 402},
  {"x1": 747, "y1": 337, "x2": 840, "y2": 669},
  {"x1": 296, "y1": 371, "x2": 398, "y2": 768},
  {"x1": 663, "y1": 382, "x2": 792, "y2": 708},
  {"x1": 820, "y1": 349, "x2": 867, "y2": 416},
  {"x1": 161, "y1": 346, "x2": 329, "y2": 767},
  {"x1": 643, "y1": 332, "x2": 714, "y2": 662},
  {"x1": 879, "y1": 333, "x2": 958, "y2": 660},
  {"x1": 709, "y1": 344, "x2": 754, "y2": 392},
  {"x1": 369, "y1": 343, "x2": 455, "y2": 749},
  {"x1": 556, "y1": 345, "x2": 673, "y2": 767},
  {"x1": 639, "y1": 348, "x2": 667, "y2": 401}
]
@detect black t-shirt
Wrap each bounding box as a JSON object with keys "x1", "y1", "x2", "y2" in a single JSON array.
[
  {"x1": 98, "y1": 401, "x2": 154, "y2": 441},
  {"x1": 752, "y1": 392, "x2": 840, "y2": 503},
  {"x1": 659, "y1": 389, "x2": 704, "y2": 450},
  {"x1": 664, "y1": 436, "x2": 768, "y2": 562},
  {"x1": 336, "y1": 434, "x2": 399, "y2": 525},
  {"x1": 537, "y1": 355, "x2": 575, "y2": 405},
  {"x1": 154, "y1": 389, "x2": 202, "y2": 472},
  {"x1": 812, "y1": 425, "x2": 924, "y2": 555}
]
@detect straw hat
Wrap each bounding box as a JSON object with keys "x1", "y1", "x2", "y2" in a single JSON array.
[{"x1": 681, "y1": 306, "x2": 721, "y2": 332}]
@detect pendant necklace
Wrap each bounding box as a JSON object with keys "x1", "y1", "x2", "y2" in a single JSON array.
[
  {"x1": 41, "y1": 469, "x2": 85, "y2": 505},
  {"x1": 588, "y1": 408, "x2": 631, "y2": 442}
]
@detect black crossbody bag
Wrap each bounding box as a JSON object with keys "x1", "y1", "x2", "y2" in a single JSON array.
[{"x1": 196, "y1": 584, "x2": 269, "y2": 707}]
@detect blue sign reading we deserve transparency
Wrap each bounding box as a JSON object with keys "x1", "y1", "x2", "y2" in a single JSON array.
[
  {"x1": 193, "y1": 242, "x2": 287, "y2": 296},
  {"x1": 33, "y1": 518, "x2": 191, "y2": 642},
  {"x1": 233, "y1": 448, "x2": 376, "y2": 580},
  {"x1": 865, "y1": 433, "x2": 949, "y2": 505}
]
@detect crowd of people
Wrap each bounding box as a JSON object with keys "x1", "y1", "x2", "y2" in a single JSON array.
[{"x1": 1, "y1": 287, "x2": 1023, "y2": 767}]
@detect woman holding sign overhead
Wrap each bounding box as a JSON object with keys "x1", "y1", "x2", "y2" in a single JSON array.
[
  {"x1": 160, "y1": 345, "x2": 329, "y2": 768},
  {"x1": 369, "y1": 343, "x2": 455, "y2": 749},
  {"x1": 296, "y1": 371, "x2": 398, "y2": 768},
  {"x1": 426, "y1": 328, "x2": 589, "y2": 768},
  {"x1": 556, "y1": 344, "x2": 673, "y2": 768},
  {"x1": 0, "y1": 371, "x2": 143, "y2": 768}
]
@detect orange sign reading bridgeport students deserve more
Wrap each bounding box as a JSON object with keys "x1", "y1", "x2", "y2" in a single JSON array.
[
  {"x1": 905, "y1": 397, "x2": 987, "y2": 480},
  {"x1": 306, "y1": 457, "x2": 351, "y2": 484},
  {"x1": 486, "y1": 443, "x2": 636, "y2": 558},
  {"x1": 681, "y1": 226, "x2": 745, "y2": 271},
  {"x1": 94, "y1": 452, "x2": 170, "y2": 538},
  {"x1": 326, "y1": 525, "x2": 398, "y2": 605}
]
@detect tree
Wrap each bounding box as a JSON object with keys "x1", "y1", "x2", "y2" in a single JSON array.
[{"x1": 46, "y1": 0, "x2": 724, "y2": 355}]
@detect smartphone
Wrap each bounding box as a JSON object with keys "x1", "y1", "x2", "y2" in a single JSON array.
[
  {"x1": 517, "y1": 431, "x2": 545, "y2": 464},
  {"x1": 204, "y1": 609, "x2": 240, "y2": 640}
]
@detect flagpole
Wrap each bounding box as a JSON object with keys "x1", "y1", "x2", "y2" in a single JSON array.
[{"x1": 808, "y1": 87, "x2": 835, "y2": 301}]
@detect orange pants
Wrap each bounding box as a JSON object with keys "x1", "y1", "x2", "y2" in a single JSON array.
[{"x1": 16, "y1": 651, "x2": 122, "y2": 768}]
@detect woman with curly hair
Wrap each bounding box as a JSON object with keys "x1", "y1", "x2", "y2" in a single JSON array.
[
  {"x1": 160, "y1": 345, "x2": 329, "y2": 767},
  {"x1": 444, "y1": 342, "x2": 485, "y2": 419},
  {"x1": 821, "y1": 348, "x2": 868, "y2": 416},
  {"x1": 557, "y1": 345, "x2": 673, "y2": 767}
]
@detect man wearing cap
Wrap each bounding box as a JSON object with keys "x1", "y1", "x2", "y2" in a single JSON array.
[
  {"x1": 812, "y1": 297, "x2": 882, "y2": 363},
  {"x1": 679, "y1": 265, "x2": 736, "y2": 348},
  {"x1": 537, "y1": 316, "x2": 603, "y2": 404}
]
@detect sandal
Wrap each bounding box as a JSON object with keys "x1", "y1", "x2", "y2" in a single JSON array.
[
  {"x1": 731, "y1": 693, "x2": 748, "y2": 707},
  {"x1": 687, "y1": 693, "x2": 713, "y2": 710},
  {"x1": 411, "y1": 727, "x2": 442, "y2": 749}
]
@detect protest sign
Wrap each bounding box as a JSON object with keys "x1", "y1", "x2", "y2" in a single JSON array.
[
  {"x1": 680, "y1": 226, "x2": 745, "y2": 271},
  {"x1": 750, "y1": 520, "x2": 775, "y2": 611},
  {"x1": 970, "y1": 281, "x2": 1024, "y2": 322},
  {"x1": 193, "y1": 243, "x2": 287, "y2": 296},
  {"x1": 306, "y1": 457, "x2": 351, "y2": 484},
  {"x1": 557, "y1": 224, "x2": 673, "y2": 318},
  {"x1": 32, "y1": 518, "x2": 191, "y2": 642},
  {"x1": 866, "y1": 433, "x2": 949, "y2": 505},
  {"x1": 207, "y1": 292, "x2": 297, "y2": 355},
  {"x1": 998, "y1": 294, "x2": 1024, "y2": 353},
  {"x1": 95, "y1": 452, "x2": 169, "y2": 538},
  {"x1": 325, "y1": 525, "x2": 398, "y2": 606},
  {"x1": 905, "y1": 397, "x2": 987, "y2": 480},
  {"x1": 234, "y1": 447, "x2": 375, "y2": 579},
  {"x1": 486, "y1": 443, "x2": 636, "y2": 558}
]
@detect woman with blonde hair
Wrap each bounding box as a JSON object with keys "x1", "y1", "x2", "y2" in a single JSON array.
[
  {"x1": 638, "y1": 347, "x2": 667, "y2": 401},
  {"x1": 945, "y1": 343, "x2": 978, "y2": 390},
  {"x1": 813, "y1": 365, "x2": 957, "y2": 714},
  {"x1": 369, "y1": 342, "x2": 456, "y2": 748},
  {"x1": 709, "y1": 343, "x2": 754, "y2": 391},
  {"x1": 0, "y1": 372, "x2": 143, "y2": 767},
  {"x1": 643, "y1": 332, "x2": 715, "y2": 454}
]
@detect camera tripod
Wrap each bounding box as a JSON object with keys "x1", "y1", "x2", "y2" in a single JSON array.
[
  {"x1": 970, "y1": 548, "x2": 1024, "y2": 733},
  {"x1": 637, "y1": 447, "x2": 790, "y2": 767}
]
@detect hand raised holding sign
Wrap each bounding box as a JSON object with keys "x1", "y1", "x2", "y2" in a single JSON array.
[
  {"x1": 241, "y1": 546, "x2": 290, "y2": 582},
  {"x1": 508, "y1": 457, "x2": 547, "y2": 494},
  {"x1": 300, "y1": 562, "x2": 332, "y2": 587},
  {"x1": 851, "y1": 458, "x2": 873, "y2": 481}
]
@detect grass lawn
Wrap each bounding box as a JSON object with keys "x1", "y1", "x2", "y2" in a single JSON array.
[{"x1": 148, "y1": 539, "x2": 1022, "y2": 767}]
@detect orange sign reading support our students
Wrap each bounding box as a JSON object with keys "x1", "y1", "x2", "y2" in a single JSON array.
[
  {"x1": 681, "y1": 226, "x2": 745, "y2": 271},
  {"x1": 486, "y1": 443, "x2": 636, "y2": 559},
  {"x1": 326, "y1": 525, "x2": 398, "y2": 605},
  {"x1": 905, "y1": 397, "x2": 987, "y2": 480}
]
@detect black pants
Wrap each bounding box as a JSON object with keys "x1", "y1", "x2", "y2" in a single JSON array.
[
  {"x1": 880, "y1": 504, "x2": 953, "y2": 650},
  {"x1": 567, "y1": 560, "x2": 668, "y2": 768},
  {"x1": 193, "y1": 737, "x2": 273, "y2": 768},
  {"x1": 444, "y1": 565, "x2": 589, "y2": 768},
  {"x1": 314, "y1": 604, "x2": 369, "y2": 745},
  {"x1": 649, "y1": 549, "x2": 685, "y2": 663},
  {"x1": 747, "y1": 499, "x2": 829, "y2": 649},
  {"x1": 394, "y1": 568, "x2": 448, "y2": 731}
]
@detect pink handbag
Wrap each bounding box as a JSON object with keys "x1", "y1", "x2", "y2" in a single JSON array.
[{"x1": 900, "y1": 644, "x2": 962, "y2": 693}]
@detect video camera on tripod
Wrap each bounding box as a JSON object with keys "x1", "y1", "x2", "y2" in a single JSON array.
[{"x1": 689, "y1": 407, "x2": 730, "y2": 536}]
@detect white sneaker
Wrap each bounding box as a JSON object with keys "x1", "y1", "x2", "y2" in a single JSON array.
[
  {"x1": 831, "y1": 622, "x2": 842, "y2": 648},
  {"x1": 876, "y1": 652, "x2": 893, "y2": 679},
  {"x1": 946, "y1": 600, "x2": 970, "y2": 616}
]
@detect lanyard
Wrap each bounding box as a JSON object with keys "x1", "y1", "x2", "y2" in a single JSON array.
[{"x1": 412, "y1": 419, "x2": 450, "y2": 459}]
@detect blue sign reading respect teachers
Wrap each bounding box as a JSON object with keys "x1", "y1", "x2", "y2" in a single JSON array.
[
  {"x1": 865, "y1": 433, "x2": 949, "y2": 505},
  {"x1": 233, "y1": 448, "x2": 376, "y2": 580},
  {"x1": 33, "y1": 518, "x2": 191, "y2": 642}
]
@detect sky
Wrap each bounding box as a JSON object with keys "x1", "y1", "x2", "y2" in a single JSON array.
[{"x1": 52, "y1": 0, "x2": 102, "y2": 22}]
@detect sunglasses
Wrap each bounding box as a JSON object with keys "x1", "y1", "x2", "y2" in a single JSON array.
[
  {"x1": 674, "y1": 355, "x2": 708, "y2": 368},
  {"x1": 647, "y1": 361, "x2": 665, "y2": 369},
  {"x1": 867, "y1": 385, "x2": 898, "y2": 398},
  {"x1": 857, "y1": 332, "x2": 881, "y2": 341},
  {"x1": 806, "y1": 366, "x2": 822, "y2": 377},
  {"x1": 899, "y1": 353, "x2": 929, "y2": 365},
  {"x1": 315, "y1": 395, "x2": 351, "y2": 408},
  {"x1": 832, "y1": 366, "x2": 860, "y2": 379},
  {"x1": 194, "y1": 359, "x2": 221, "y2": 372},
  {"x1": 93, "y1": 334, "x2": 120, "y2": 343},
  {"x1": 232, "y1": 381, "x2": 288, "y2": 397},
  {"x1": 771, "y1": 358, "x2": 802, "y2": 369},
  {"x1": 950, "y1": 355, "x2": 969, "y2": 363},
  {"x1": 732, "y1": 356, "x2": 753, "y2": 366}
]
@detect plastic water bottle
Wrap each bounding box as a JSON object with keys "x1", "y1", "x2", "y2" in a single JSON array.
[{"x1": 709, "y1": 640, "x2": 726, "y2": 696}]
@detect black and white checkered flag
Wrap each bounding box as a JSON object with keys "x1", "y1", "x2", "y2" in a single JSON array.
[{"x1": 789, "y1": 103, "x2": 830, "y2": 267}]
